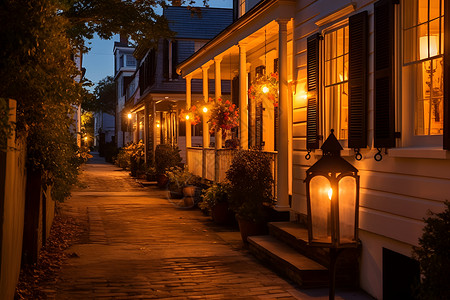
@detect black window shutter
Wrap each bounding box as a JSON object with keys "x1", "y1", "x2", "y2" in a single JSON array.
[
  {"x1": 348, "y1": 11, "x2": 369, "y2": 149},
  {"x1": 374, "y1": 0, "x2": 396, "y2": 148},
  {"x1": 163, "y1": 39, "x2": 169, "y2": 80},
  {"x1": 307, "y1": 33, "x2": 321, "y2": 150},
  {"x1": 172, "y1": 40, "x2": 178, "y2": 80},
  {"x1": 444, "y1": 0, "x2": 450, "y2": 149},
  {"x1": 255, "y1": 100, "x2": 263, "y2": 149},
  {"x1": 232, "y1": 76, "x2": 239, "y2": 107}
]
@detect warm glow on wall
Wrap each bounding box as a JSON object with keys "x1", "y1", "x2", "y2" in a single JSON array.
[
  {"x1": 156, "y1": 121, "x2": 160, "y2": 128},
  {"x1": 127, "y1": 113, "x2": 132, "y2": 119},
  {"x1": 419, "y1": 35, "x2": 438, "y2": 60}
]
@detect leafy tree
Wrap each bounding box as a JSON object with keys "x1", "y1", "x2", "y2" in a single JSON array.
[
  {"x1": 0, "y1": 0, "x2": 207, "y2": 202},
  {"x1": 82, "y1": 76, "x2": 116, "y2": 115},
  {"x1": 413, "y1": 201, "x2": 450, "y2": 300}
]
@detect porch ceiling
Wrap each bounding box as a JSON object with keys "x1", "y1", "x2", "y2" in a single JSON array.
[{"x1": 177, "y1": 0, "x2": 295, "y2": 80}]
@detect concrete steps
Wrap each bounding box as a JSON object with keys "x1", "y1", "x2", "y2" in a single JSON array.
[
  {"x1": 248, "y1": 235, "x2": 328, "y2": 288},
  {"x1": 248, "y1": 221, "x2": 360, "y2": 288}
]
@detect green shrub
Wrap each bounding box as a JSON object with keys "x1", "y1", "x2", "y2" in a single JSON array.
[
  {"x1": 225, "y1": 149, "x2": 275, "y2": 222},
  {"x1": 155, "y1": 144, "x2": 182, "y2": 176},
  {"x1": 413, "y1": 201, "x2": 450, "y2": 300}
]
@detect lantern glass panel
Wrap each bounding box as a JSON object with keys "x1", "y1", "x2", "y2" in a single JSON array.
[
  {"x1": 338, "y1": 176, "x2": 357, "y2": 243},
  {"x1": 310, "y1": 176, "x2": 332, "y2": 243}
]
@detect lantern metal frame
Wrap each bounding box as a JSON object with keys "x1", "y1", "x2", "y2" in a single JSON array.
[
  {"x1": 304, "y1": 130, "x2": 361, "y2": 299},
  {"x1": 304, "y1": 130, "x2": 360, "y2": 248}
]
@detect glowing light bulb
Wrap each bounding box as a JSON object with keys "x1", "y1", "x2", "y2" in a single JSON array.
[
  {"x1": 262, "y1": 85, "x2": 269, "y2": 94},
  {"x1": 185, "y1": 115, "x2": 190, "y2": 120},
  {"x1": 84, "y1": 136, "x2": 88, "y2": 141},
  {"x1": 328, "y1": 188, "x2": 333, "y2": 201},
  {"x1": 127, "y1": 113, "x2": 132, "y2": 119},
  {"x1": 203, "y1": 106, "x2": 208, "y2": 113}
]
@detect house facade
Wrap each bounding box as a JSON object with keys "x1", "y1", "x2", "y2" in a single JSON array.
[
  {"x1": 123, "y1": 6, "x2": 233, "y2": 163},
  {"x1": 177, "y1": 0, "x2": 450, "y2": 298},
  {"x1": 113, "y1": 36, "x2": 137, "y2": 148}
]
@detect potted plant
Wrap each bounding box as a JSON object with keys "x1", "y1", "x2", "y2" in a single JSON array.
[
  {"x1": 226, "y1": 149, "x2": 275, "y2": 243},
  {"x1": 199, "y1": 182, "x2": 233, "y2": 224},
  {"x1": 155, "y1": 144, "x2": 182, "y2": 188},
  {"x1": 165, "y1": 166, "x2": 191, "y2": 199}
]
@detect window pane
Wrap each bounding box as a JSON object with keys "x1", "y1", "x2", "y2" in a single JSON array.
[
  {"x1": 404, "y1": 0, "x2": 419, "y2": 29},
  {"x1": 337, "y1": 28, "x2": 344, "y2": 57},
  {"x1": 415, "y1": 57, "x2": 444, "y2": 135},
  {"x1": 429, "y1": 19, "x2": 441, "y2": 57},
  {"x1": 340, "y1": 83, "x2": 348, "y2": 139},
  {"x1": 417, "y1": 23, "x2": 429, "y2": 60},
  {"x1": 429, "y1": 0, "x2": 440, "y2": 20},
  {"x1": 418, "y1": 0, "x2": 429, "y2": 24},
  {"x1": 404, "y1": 27, "x2": 418, "y2": 63}
]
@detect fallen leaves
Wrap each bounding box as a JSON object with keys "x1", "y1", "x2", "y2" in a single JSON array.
[{"x1": 15, "y1": 214, "x2": 85, "y2": 299}]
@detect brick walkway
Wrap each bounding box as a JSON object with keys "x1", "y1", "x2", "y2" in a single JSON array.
[{"x1": 43, "y1": 154, "x2": 372, "y2": 300}]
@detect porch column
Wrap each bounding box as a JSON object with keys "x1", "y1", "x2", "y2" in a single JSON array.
[
  {"x1": 238, "y1": 42, "x2": 248, "y2": 149},
  {"x1": 214, "y1": 57, "x2": 223, "y2": 182},
  {"x1": 202, "y1": 64, "x2": 210, "y2": 179},
  {"x1": 214, "y1": 56, "x2": 223, "y2": 149},
  {"x1": 202, "y1": 65, "x2": 210, "y2": 148},
  {"x1": 276, "y1": 19, "x2": 290, "y2": 210},
  {"x1": 186, "y1": 75, "x2": 192, "y2": 148},
  {"x1": 144, "y1": 102, "x2": 150, "y2": 165}
]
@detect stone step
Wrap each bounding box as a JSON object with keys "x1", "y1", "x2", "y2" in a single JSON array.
[
  {"x1": 248, "y1": 235, "x2": 329, "y2": 288},
  {"x1": 268, "y1": 222, "x2": 360, "y2": 288},
  {"x1": 268, "y1": 222, "x2": 329, "y2": 266}
]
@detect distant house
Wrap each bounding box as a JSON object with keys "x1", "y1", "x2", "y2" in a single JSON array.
[
  {"x1": 177, "y1": 0, "x2": 450, "y2": 299},
  {"x1": 113, "y1": 36, "x2": 137, "y2": 148},
  {"x1": 123, "y1": 5, "x2": 233, "y2": 163}
]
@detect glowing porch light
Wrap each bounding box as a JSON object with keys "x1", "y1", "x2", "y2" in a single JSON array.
[
  {"x1": 127, "y1": 113, "x2": 132, "y2": 119},
  {"x1": 262, "y1": 85, "x2": 269, "y2": 94},
  {"x1": 202, "y1": 106, "x2": 208, "y2": 113}
]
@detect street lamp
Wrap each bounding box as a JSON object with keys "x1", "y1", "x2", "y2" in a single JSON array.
[{"x1": 304, "y1": 130, "x2": 360, "y2": 300}]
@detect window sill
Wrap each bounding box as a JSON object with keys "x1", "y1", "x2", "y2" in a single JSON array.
[{"x1": 388, "y1": 147, "x2": 450, "y2": 159}]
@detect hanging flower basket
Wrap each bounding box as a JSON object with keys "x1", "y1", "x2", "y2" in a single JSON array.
[
  {"x1": 248, "y1": 72, "x2": 279, "y2": 107},
  {"x1": 207, "y1": 97, "x2": 239, "y2": 136},
  {"x1": 179, "y1": 105, "x2": 201, "y2": 125}
]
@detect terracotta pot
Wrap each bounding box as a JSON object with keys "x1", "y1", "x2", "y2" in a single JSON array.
[
  {"x1": 183, "y1": 186, "x2": 196, "y2": 197},
  {"x1": 211, "y1": 202, "x2": 231, "y2": 224},
  {"x1": 157, "y1": 174, "x2": 169, "y2": 189},
  {"x1": 236, "y1": 217, "x2": 267, "y2": 244},
  {"x1": 184, "y1": 196, "x2": 194, "y2": 207}
]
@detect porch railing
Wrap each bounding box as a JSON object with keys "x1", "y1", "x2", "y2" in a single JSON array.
[{"x1": 186, "y1": 147, "x2": 278, "y2": 197}]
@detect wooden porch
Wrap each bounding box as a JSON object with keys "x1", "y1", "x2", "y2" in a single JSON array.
[{"x1": 186, "y1": 147, "x2": 278, "y2": 198}]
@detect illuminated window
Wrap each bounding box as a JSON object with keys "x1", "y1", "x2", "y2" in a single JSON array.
[
  {"x1": 403, "y1": 0, "x2": 444, "y2": 136},
  {"x1": 324, "y1": 25, "x2": 349, "y2": 140}
]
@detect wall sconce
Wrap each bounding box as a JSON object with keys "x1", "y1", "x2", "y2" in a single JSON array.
[
  {"x1": 127, "y1": 113, "x2": 132, "y2": 119},
  {"x1": 156, "y1": 121, "x2": 160, "y2": 128}
]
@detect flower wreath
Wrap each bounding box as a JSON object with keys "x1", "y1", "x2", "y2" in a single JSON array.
[
  {"x1": 179, "y1": 105, "x2": 201, "y2": 125},
  {"x1": 248, "y1": 72, "x2": 279, "y2": 107},
  {"x1": 207, "y1": 97, "x2": 239, "y2": 135}
]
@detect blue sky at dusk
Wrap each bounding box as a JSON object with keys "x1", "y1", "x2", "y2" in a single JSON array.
[{"x1": 83, "y1": 0, "x2": 233, "y2": 91}]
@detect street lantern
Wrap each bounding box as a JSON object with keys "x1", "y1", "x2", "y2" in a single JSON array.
[{"x1": 304, "y1": 130, "x2": 360, "y2": 300}]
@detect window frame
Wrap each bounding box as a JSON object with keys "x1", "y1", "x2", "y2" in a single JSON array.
[
  {"x1": 321, "y1": 22, "x2": 350, "y2": 144},
  {"x1": 399, "y1": 0, "x2": 444, "y2": 148}
]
